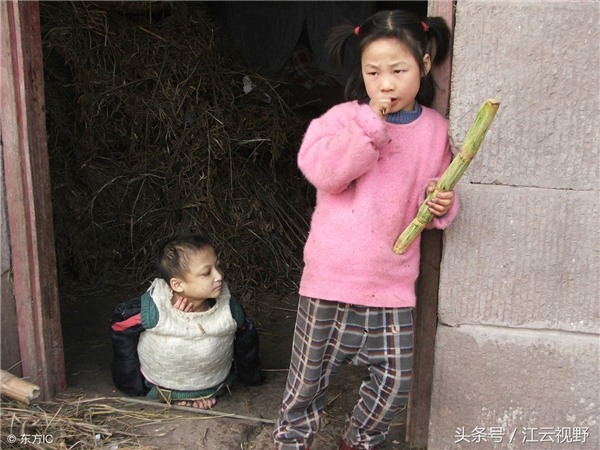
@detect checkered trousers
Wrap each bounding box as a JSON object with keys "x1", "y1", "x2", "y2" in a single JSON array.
[{"x1": 274, "y1": 296, "x2": 414, "y2": 450}]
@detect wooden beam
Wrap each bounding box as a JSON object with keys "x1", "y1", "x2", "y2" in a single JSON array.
[
  {"x1": 405, "y1": 1, "x2": 455, "y2": 447},
  {"x1": 0, "y1": 0, "x2": 65, "y2": 400}
]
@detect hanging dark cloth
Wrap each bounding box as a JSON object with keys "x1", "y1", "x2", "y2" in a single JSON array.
[{"x1": 222, "y1": 1, "x2": 374, "y2": 82}]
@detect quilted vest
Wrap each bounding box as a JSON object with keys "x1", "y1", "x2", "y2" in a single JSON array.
[{"x1": 138, "y1": 279, "x2": 237, "y2": 391}]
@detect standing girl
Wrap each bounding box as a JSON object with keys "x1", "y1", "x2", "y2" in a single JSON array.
[{"x1": 274, "y1": 10, "x2": 456, "y2": 450}]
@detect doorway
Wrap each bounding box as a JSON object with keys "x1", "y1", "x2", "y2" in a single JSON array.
[{"x1": 3, "y1": 1, "x2": 454, "y2": 448}]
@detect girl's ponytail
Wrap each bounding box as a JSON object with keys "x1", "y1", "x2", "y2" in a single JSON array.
[
  {"x1": 418, "y1": 16, "x2": 451, "y2": 107},
  {"x1": 422, "y1": 17, "x2": 451, "y2": 68},
  {"x1": 326, "y1": 21, "x2": 365, "y2": 102},
  {"x1": 325, "y1": 21, "x2": 357, "y2": 71}
]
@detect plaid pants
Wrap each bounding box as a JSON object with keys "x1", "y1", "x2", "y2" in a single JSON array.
[{"x1": 274, "y1": 296, "x2": 413, "y2": 450}]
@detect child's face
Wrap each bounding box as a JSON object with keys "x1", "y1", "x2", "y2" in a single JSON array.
[
  {"x1": 361, "y1": 38, "x2": 430, "y2": 113},
  {"x1": 175, "y1": 247, "x2": 223, "y2": 302}
]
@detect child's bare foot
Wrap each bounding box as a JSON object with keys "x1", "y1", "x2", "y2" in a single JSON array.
[{"x1": 173, "y1": 398, "x2": 216, "y2": 409}]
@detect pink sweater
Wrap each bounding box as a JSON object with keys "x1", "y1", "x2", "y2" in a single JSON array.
[{"x1": 298, "y1": 101, "x2": 457, "y2": 308}]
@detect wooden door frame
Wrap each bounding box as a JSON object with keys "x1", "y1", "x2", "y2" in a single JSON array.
[
  {"x1": 406, "y1": 0, "x2": 455, "y2": 447},
  {"x1": 0, "y1": 0, "x2": 65, "y2": 400}
]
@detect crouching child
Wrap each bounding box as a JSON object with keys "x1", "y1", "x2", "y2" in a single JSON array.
[{"x1": 110, "y1": 234, "x2": 262, "y2": 408}]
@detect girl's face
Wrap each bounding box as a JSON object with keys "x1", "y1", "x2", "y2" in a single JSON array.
[{"x1": 361, "y1": 38, "x2": 430, "y2": 113}]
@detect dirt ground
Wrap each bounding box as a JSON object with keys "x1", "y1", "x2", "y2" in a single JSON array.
[{"x1": 59, "y1": 284, "x2": 414, "y2": 450}]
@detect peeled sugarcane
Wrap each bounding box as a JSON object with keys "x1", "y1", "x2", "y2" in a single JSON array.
[
  {"x1": 392, "y1": 98, "x2": 500, "y2": 255},
  {"x1": 0, "y1": 369, "x2": 40, "y2": 405}
]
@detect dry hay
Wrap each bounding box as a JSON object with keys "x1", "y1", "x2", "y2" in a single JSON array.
[
  {"x1": 0, "y1": 392, "x2": 236, "y2": 450},
  {"x1": 40, "y1": 1, "x2": 312, "y2": 301}
]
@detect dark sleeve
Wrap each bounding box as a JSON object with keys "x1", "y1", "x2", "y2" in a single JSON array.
[
  {"x1": 231, "y1": 295, "x2": 263, "y2": 386},
  {"x1": 229, "y1": 295, "x2": 246, "y2": 328},
  {"x1": 110, "y1": 296, "x2": 149, "y2": 396}
]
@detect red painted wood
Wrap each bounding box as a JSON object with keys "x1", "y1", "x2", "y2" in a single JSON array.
[{"x1": 0, "y1": 0, "x2": 65, "y2": 399}]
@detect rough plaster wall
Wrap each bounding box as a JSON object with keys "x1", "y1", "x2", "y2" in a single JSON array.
[
  {"x1": 448, "y1": 1, "x2": 598, "y2": 190},
  {"x1": 429, "y1": 1, "x2": 599, "y2": 449},
  {"x1": 440, "y1": 184, "x2": 598, "y2": 334},
  {"x1": 430, "y1": 325, "x2": 599, "y2": 450}
]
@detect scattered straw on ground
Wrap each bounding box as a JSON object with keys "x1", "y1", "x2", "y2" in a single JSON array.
[
  {"x1": 40, "y1": 1, "x2": 313, "y2": 302},
  {"x1": 0, "y1": 392, "x2": 239, "y2": 450}
]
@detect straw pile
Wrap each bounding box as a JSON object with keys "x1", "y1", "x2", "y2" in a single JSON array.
[
  {"x1": 40, "y1": 1, "x2": 312, "y2": 299},
  {"x1": 0, "y1": 393, "x2": 221, "y2": 449}
]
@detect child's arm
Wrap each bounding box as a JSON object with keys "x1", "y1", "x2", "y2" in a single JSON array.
[{"x1": 298, "y1": 102, "x2": 389, "y2": 194}]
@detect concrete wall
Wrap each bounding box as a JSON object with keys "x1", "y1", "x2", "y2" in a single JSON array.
[
  {"x1": 0, "y1": 129, "x2": 22, "y2": 376},
  {"x1": 429, "y1": 1, "x2": 599, "y2": 449}
]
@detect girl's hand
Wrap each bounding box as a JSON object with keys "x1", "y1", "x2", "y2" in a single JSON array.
[
  {"x1": 173, "y1": 297, "x2": 194, "y2": 312},
  {"x1": 426, "y1": 180, "x2": 455, "y2": 217},
  {"x1": 369, "y1": 97, "x2": 392, "y2": 121}
]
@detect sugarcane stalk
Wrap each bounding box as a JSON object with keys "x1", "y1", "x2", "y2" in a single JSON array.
[
  {"x1": 0, "y1": 369, "x2": 40, "y2": 405},
  {"x1": 392, "y1": 98, "x2": 500, "y2": 255}
]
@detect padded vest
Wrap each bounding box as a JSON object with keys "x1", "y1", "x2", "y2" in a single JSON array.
[{"x1": 138, "y1": 279, "x2": 237, "y2": 391}]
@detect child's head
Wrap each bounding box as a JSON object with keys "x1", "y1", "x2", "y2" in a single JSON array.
[
  {"x1": 156, "y1": 234, "x2": 223, "y2": 300},
  {"x1": 326, "y1": 10, "x2": 451, "y2": 108}
]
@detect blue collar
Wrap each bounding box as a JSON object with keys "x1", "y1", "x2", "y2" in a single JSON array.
[{"x1": 385, "y1": 101, "x2": 422, "y2": 124}]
